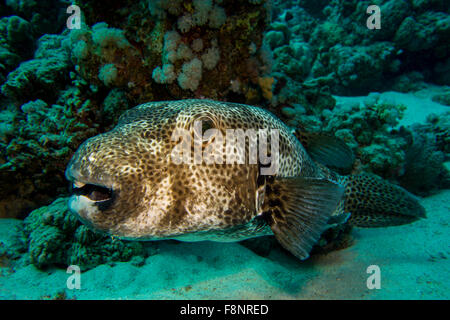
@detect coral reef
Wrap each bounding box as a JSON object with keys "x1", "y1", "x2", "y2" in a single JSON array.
[
  {"x1": 432, "y1": 88, "x2": 450, "y2": 106},
  {"x1": 5, "y1": 197, "x2": 151, "y2": 270},
  {"x1": 0, "y1": 92, "x2": 99, "y2": 218},
  {"x1": 0, "y1": 0, "x2": 448, "y2": 271},
  {"x1": 66, "y1": 21, "x2": 153, "y2": 103},
  {"x1": 0, "y1": 0, "x2": 68, "y2": 87},
  {"x1": 265, "y1": 0, "x2": 450, "y2": 99},
  {"x1": 281, "y1": 92, "x2": 410, "y2": 179},
  {"x1": 0, "y1": 0, "x2": 271, "y2": 219},
  {"x1": 264, "y1": 0, "x2": 449, "y2": 191},
  {"x1": 2, "y1": 34, "x2": 71, "y2": 103},
  {"x1": 0, "y1": 15, "x2": 34, "y2": 81},
  {"x1": 398, "y1": 112, "x2": 450, "y2": 195},
  {"x1": 74, "y1": 0, "x2": 270, "y2": 102}
]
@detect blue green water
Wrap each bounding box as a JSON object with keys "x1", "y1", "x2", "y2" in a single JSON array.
[{"x1": 0, "y1": 0, "x2": 448, "y2": 300}]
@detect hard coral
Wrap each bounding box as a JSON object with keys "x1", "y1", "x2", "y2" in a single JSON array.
[
  {"x1": 1, "y1": 34, "x2": 70, "y2": 104},
  {"x1": 13, "y1": 197, "x2": 149, "y2": 270},
  {"x1": 0, "y1": 85, "x2": 101, "y2": 219},
  {"x1": 399, "y1": 113, "x2": 450, "y2": 195},
  {"x1": 282, "y1": 93, "x2": 411, "y2": 180}
]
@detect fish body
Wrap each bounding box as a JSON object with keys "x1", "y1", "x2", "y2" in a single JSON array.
[{"x1": 66, "y1": 99, "x2": 425, "y2": 260}]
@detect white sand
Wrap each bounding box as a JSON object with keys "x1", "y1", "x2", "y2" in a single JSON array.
[
  {"x1": 334, "y1": 87, "x2": 449, "y2": 127},
  {"x1": 0, "y1": 190, "x2": 448, "y2": 300},
  {"x1": 381, "y1": 91, "x2": 448, "y2": 127}
]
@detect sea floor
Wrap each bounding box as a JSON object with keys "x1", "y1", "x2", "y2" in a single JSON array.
[
  {"x1": 333, "y1": 86, "x2": 449, "y2": 127},
  {"x1": 0, "y1": 190, "x2": 448, "y2": 300}
]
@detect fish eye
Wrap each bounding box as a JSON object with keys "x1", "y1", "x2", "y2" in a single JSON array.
[
  {"x1": 201, "y1": 118, "x2": 214, "y2": 133},
  {"x1": 192, "y1": 116, "x2": 216, "y2": 140}
]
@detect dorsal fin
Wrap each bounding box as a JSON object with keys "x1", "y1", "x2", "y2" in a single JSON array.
[{"x1": 294, "y1": 130, "x2": 354, "y2": 171}]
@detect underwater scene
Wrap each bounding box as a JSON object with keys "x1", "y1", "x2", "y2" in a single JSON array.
[{"x1": 0, "y1": 0, "x2": 449, "y2": 301}]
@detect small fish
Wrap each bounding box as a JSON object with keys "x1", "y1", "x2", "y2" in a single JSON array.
[{"x1": 65, "y1": 99, "x2": 426, "y2": 260}]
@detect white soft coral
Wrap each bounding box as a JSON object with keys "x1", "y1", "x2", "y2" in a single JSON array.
[{"x1": 178, "y1": 58, "x2": 203, "y2": 91}]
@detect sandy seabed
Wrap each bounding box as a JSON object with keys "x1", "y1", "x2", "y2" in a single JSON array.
[{"x1": 0, "y1": 189, "x2": 448, "y2": 300}]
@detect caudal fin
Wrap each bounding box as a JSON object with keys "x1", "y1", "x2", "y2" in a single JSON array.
[{"x1": 343, "y1": 174, "x2": 426, "y2": 227}]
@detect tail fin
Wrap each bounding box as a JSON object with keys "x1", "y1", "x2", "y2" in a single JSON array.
[{"x1": 343, "y1": 174, "x2": 426, "y2": 227}]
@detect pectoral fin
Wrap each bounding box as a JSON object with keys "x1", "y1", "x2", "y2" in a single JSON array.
[{"x1": 263, "y1": 176, "x2": 344, "y2": 260}]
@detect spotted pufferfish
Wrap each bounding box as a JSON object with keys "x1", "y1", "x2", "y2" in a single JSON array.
[{"x1": 65, "y1": 99, "x2": 425, "y2": 260}]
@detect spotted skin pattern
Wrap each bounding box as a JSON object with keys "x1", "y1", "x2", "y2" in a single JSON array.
[
  {"x1": 66, "y1": 99, "x2": 332, "y2": 241},
  {"x1": 343, "y1": 174, "x2": 425, "y2": 227},
  {"x1": 66, "y1": 99, "x2": 425, "y2": 245}
]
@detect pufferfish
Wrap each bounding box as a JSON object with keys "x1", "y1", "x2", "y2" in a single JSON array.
[{"x1": 65, "y1": 99, "x2": 425, "y2": 260}]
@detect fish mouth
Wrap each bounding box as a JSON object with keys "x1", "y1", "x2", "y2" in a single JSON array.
[
  {"x1": 66, "y1": 165, "x2": 116, "y2": 211},
  {"x1": 72, "y1": 181, "x2": 114, "y2": 202},
  {"x1": 70, "y1": 180, "x2": 116, "y2": 212}
]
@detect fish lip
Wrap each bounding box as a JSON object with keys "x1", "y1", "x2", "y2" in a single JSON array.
[
  {"x1": 69, "y1": 183, "x2": 117, "y2": 213},
  {"x1": 67, "y1": 166, "x2": 114, "y2": 191},
  {"x1": 66, "y1": 168, "x2": 116, "y2": 205},
  {"x1": 71, "y1": 180, "x2": 114, "y2": 203},
  {"x1": 73, "y1": 181, "x2": 87, "y2": 188}
]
